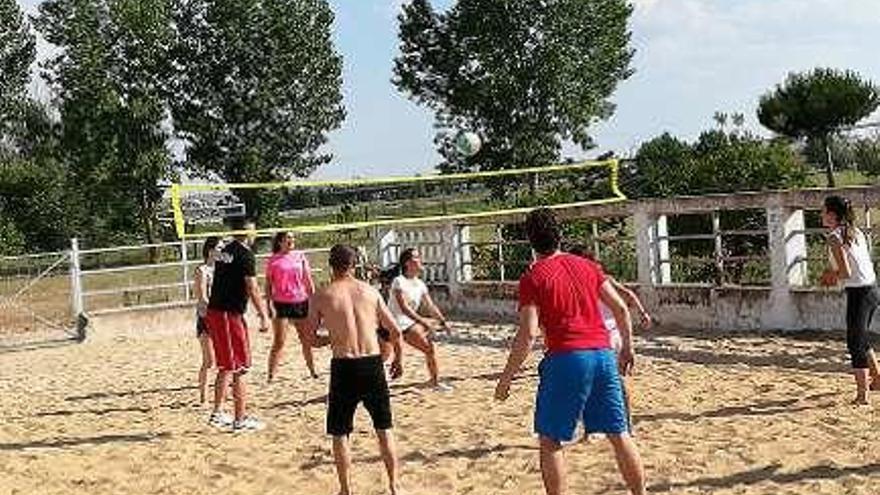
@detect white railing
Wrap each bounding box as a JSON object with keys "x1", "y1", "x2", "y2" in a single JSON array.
[{"x1": 71, "y1": 238, "x2": 330, "y2": 316}]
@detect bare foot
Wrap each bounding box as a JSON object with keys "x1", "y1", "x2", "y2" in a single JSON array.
[{"x1": 852, "y1": 396, "x2": 870, "y2": 406}]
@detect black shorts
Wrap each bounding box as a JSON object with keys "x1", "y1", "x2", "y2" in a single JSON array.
[
  {"x1": 377, "y1": 327, "x2": 391, "y2": 342},
  {"x1": 327, "y1": 355, "x2": 392, "y2": 436},
  {"x1": 846, "y1": 286, "x2": 880, "y2": 369},
  {"x1": 273, "y1": 301, "x2": 308, "y2": 320},
  {"x1": 196, "y1": 316, "x2": 209, "y2": 338}
]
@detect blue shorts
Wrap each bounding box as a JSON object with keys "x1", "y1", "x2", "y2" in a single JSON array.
[{"x1": 535, "y1": 349, "x2": 628, "y2": 442}]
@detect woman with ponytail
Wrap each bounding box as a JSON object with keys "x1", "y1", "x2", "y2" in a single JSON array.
[{"x1": 821, "y1": 195, "x2": 880, "y2": 405}]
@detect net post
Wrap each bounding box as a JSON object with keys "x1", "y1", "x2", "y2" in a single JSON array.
[
  {"x1": 69, "y1": 238, "x2": 84, "y2": 328},
  {"x1": 170, "y1": 183, "x2": 186, "y2": 239}
]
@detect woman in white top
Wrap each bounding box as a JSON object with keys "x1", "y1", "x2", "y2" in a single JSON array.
[
  {"x1": 388, "y1": 248, "x2": 451, "y2": 391},
  {"x1": 194, "y1": 236, "x2": 222, "y2": 404},
  {"x1": 821, "y1": 195, "x2": 880, "y2": 405}
]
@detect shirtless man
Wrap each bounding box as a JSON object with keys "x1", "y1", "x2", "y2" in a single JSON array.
[{"x1": 301, "y1": 244, "x2": 405, "y2": 495}]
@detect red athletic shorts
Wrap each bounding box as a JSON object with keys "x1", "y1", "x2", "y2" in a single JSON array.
[{"x1": 205, "y1": 309, "x2": 251, "y2": 374}]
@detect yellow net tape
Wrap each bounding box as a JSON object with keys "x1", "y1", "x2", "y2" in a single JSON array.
[{"x1": 170, "y1": 159, "x2": 626, "y2": 239}]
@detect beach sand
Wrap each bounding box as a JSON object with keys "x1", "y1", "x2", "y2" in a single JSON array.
[{"x1": 1, "y1": 322, "x2": 879, "y2": 494}]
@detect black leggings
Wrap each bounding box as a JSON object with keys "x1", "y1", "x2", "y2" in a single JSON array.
[{"x1": 846, "y1": 286, "x2": 880, "y2": 369}]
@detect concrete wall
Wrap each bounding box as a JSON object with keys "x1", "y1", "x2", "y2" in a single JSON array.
[{"x1": 428, "y1": 283, "x2": 867, "y2": 332}]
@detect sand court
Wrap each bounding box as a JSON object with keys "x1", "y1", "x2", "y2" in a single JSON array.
[{"x1": 1, "y1": 322, "x2": 879, "y2": 495}]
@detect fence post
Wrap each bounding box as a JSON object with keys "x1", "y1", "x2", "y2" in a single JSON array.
[
  {"x1": 69, "y1": 237, "x2": 84, "y2": 318},
  {"x1": 591, "y1": 220, "x2": 601, "y2": 260},
  {"x1": 181, "y1": 239, "x2": 191, "y2": 301},
  {"x1": 496, "y1": 224, "x2": 506, "y2": 282},
  {"x1": 443, "y1": 223, "x2": 461, "y2": 298},
  {"x1": 712, "y1": 210, "x2": 724, "y2": 286}
]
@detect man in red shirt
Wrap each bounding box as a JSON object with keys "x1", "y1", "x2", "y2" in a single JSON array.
[{"x1": 495, "y1": 208, "x2": 646, "y2": 495}]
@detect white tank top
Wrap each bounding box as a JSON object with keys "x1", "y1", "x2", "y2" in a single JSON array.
[
  {"x1": 830, "y1": 226, "x2": 876, "y2": 287},
  {"x1": 600, "y1": 303, "x2": 622, "y2": 352}
]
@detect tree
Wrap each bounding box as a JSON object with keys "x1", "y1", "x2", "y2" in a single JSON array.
[
  {"x1": 394, "y1": 0, "x2": 633, "y2": 177},
  {"x1": 0, "y1": 157, "x2": 76, "y2": 251},
  {"x1": 35, "y1": 0, "x2": 175, "y2": 246},
  {"x1": 172, "y1": 0, "x2": 345, "y2": 223},
  {"x1": 0, "y1": 0, "x2": 35, "y2": 135},
  {"x1": 758, "y1": 68, "x2": 880, "y2": 187},
  {"x1": 629, "y1": 129, "x2": 807, "y2": 199}
]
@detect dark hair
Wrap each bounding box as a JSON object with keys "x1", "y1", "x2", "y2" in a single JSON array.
[
  {"x1": 202, "y1": 236, "x2": 220, "y2": 260},
  {"x1": 568, "y1": 244, "x2": 596, "y2": 261},
  {"x1": 525, "y1": 208, "x2": 561, "y2": 255},
  {"x1": 399, "y1": 248, "x2": 419, "y2": 274},
  {"x1": 824, "y1": 195, "x2": 856, "y2": 246},
  {"x1": 226, "y1": 215, "x2": 254, "y2": 234},
  {"x1": 329, "y1": 244, "x2": 358, "y2": 274},
  {"x1": 272, "y1": 231, "x2": 290, "y2": 254},
  {"x1": 379, "y1": 263, "x2": 400, "y2": 285}
]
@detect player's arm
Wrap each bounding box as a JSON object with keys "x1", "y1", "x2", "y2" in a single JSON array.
[
  {"x1": 193, "y1": 266, "x2": 205, "y2": 302},
  {"x1": 599, "y1": 280, "x2": 635, "y2": 375},
  {"x1": 246, "y1": 276, "x2": 270, "y2": 331},
  {"x1": 495, "y1": 304, "x2": 540, "y2": 401},
  {"x1": 609, "y1": 277, "x2": 651, "y2": 329},
  {"x1": 300, "y1": 293, "x2": 330, "y2": 348},
  {"x1": 421, "y1": 291, "x2": 448, "y2": 328},
  {"x1": 193, "y1": 266, "x2": 210, "y2": 318},
  {"x1": 243, "y1": 252, "x2": 269, "y2": 331},
  {"x1": 393, "y1": 285, "x2": 432, "y2": 329},
  {"x1": 378, "y1": 295, "x2": 404, "y2": 379},
  {"x1": 263, "y1": 271, "x2": 276, "y2": 319},
  {"x1": 303, "y1": 256, "x2": 316, "y2": 296},
  {"x1": 822, "y1": 236, "x2": 850, "y2": 286}
]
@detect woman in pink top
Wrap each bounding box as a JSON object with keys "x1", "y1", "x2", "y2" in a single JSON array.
[{"x1": 265, "y1": 231, "x2": 316, "y2": 381}]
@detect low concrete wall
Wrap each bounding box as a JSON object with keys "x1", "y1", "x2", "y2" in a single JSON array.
[
  {"x1": 430, "y1": 282, "x2": 865, "y2": 332},
  {"x1": 84, "y1": 282, "x2": 861, "y2": 339}
]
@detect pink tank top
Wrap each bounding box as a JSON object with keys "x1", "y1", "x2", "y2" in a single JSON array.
[{"x1": 265, "y1": 251, "x2": 311, "y2": 303}]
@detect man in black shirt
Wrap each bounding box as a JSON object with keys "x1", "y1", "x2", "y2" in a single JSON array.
[{"x1": 204, "y1": 217, "x2": 270, "y2": 432}]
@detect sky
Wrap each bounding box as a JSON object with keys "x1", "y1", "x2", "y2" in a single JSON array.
[{"x1": 16, "y1": 0, "x2": 880, "y2": 180}]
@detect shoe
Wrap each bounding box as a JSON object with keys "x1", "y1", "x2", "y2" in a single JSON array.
[
  {"x1": 432, "y1": 382, "x2": 454, "y2": 392},
  {"x1": 208, "y1": 411, "x2": 233, "y2": 428},
  {"x1": 232, "y1": 416, "x2": 266, "y2": 432}
]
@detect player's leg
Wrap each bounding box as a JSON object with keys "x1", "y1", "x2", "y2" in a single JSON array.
[
  {"x1": 267, "y1": 308, "x2": 287, "y2": 382},
  {"x1": 403, "y1": 323, "x2": 442, "y2": 388}
]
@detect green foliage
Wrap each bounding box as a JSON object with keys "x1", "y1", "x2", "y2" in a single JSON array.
[
  {"x1": 35, "y1": 0, "x2": 175, "y2": 246},
  {"x1": 0, "y1": 213, "x2": 25, "y2": 256},
  {"x1": 0, "y1": 158, "x2": 76, "y2": 252},
  {"x1": 758, "y1": 68, "x2": 880, "y2": 187},
  {"x1": 853, "y1": 136, "x2": 880, "y2": 177},
  {"x1": 394, "y1": 0, "x2": 633, "y2": 174},
  {"x1": 810, "y1": 134, "x2": 880, "y2": 177},
  {"x1": 0, "y1": 0, "x2": 35, "y2": 131},
  {"x1": 629, "y1": 129, "x2": 808, "y2": 198},
  {"x1": 172, "y1": 0, "x2": 346, "y2": 222}
]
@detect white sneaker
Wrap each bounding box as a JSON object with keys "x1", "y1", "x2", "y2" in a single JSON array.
[
  {"x1": 208, "y1": 411, "x2": 233, "y2": 428},
  {"x1": 232, "y1": 416, "x2": 266, "y2": 433},
  {"x1": 433, "y1": 382, "x2": 454, "y2": 393}
]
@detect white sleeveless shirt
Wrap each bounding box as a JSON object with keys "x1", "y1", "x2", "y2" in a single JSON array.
[
  {"x1": 829, "y1": 226, "x2": 876, "y2": 287},
  {"x1": 600, "y1": 303, "x2": 622, "y2": 352}
]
